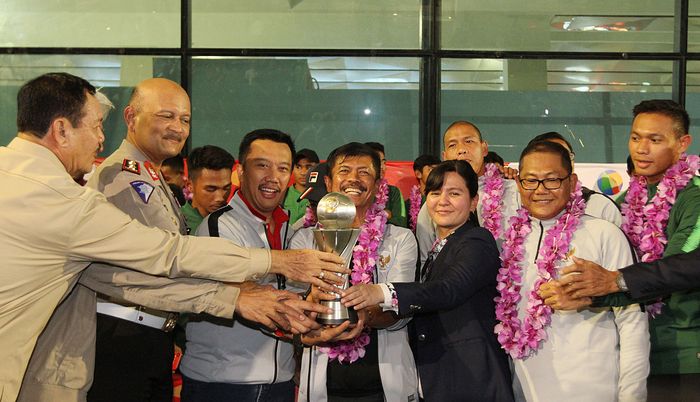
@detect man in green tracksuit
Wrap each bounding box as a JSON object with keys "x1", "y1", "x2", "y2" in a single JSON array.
[
  {"x1": 615, "y1": 101, "x2": 699, "y2": 397},
  {"x1": 544, "y1": 100, "x2": 699, "y2": 401},
  {"x1": 180, "y1": 145, "x2": 235, "y2": 232}
]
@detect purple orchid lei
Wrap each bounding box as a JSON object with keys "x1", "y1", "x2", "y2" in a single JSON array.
[
  {"x1": 318, "y1": 179, "x2": 390, "y2": 364},
  {"x1": 408, "y1": 184, "x2": 422, "y2": 232},
  {"x1": 620, "y1": 153, "x2": 699, "y2": 317},
  {"x1": 494, "y1": 180, "x2": 585, "y2": 359},
  {"x1": 481, "y1": 163, "x2": 505, "y2": 239},
  {"x1": 302, "y1": 205, "x2": 317, "y2": 229}
]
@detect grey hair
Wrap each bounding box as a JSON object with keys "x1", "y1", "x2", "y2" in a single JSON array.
[{"x1": 94, "y1": 89, "x2": 115, "y2": 119}]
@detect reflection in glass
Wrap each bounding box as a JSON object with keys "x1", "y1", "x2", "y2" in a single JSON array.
[
  {"x1": 0, "y1": 0, "x2": 180, "y2": 48},
  {"x1": 193, "y1": 0, "x2": 421, "y2": 49},
  {"x1": 441, "y1": 59, "x2": 674, "y2": 163},
  {"x1": 188, "y1": 57, "x2": 420, "y2": 160},
  {"x1": 442, "y1": 1, "x2": 674, "y2": 52},
  {"x1": 0, "y1": 54, "x2": 181, "y2": 154}
]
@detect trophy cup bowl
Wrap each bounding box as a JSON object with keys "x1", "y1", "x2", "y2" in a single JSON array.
[{"x1": 313, "y1": 192, "x2": 360, "y2": 325}]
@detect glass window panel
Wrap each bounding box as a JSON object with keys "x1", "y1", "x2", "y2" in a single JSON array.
[
  {"x1": 682, "y1": 61, "x2": 700, "y2": 156},
  {"x1": 442, "y1": 1, "x2": 675, "y2": 52},
  {"x1": 0, "y1": 0, "x2": 180, "y2": 48},
  {"x1": 441, "y1": 58, "x2": 673, "y2": 163},
  {"x1": 0, "y1": 54, "x2": 181, "y2": 155},
  {"x1": 188, "y1": 56, "x2": 419, "y2": 161},
  {"x1": 688, "y1": 0, "x2": 700, "y2": 51},
  {"x1": 192, "y1": 0, "x2": 421, "y2": 49}
]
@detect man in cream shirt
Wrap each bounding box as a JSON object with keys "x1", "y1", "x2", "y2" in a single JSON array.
[{"x1": 0, "y1": 73, "x2": 343, "y2": 402}]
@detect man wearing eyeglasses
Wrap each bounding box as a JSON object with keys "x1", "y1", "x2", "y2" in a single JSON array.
[
  {"x1": 503, "y1": 140, "x2": 649, "y2": 401},
  {"x1": 527, "y1": 132, "x2": 622, "y2": 227}
]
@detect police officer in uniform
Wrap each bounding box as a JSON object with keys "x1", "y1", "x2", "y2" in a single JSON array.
[{"x1": 82, "y1": 78, "x2": 297, "y2": 402}]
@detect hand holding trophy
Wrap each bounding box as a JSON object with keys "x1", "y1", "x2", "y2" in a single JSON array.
[{"x1": 313, "y1": 192, "x2": 361, "y2": 325}]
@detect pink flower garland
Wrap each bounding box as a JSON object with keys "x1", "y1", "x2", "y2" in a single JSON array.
[
  {"x1": 318, "y1": 179, "x2": 390, "y2": 364},
  {"x1": 621, "y1": 153, "x2": 699, "y2": 317},
  {"x1": 494, "y1": 180, "x2": 585, "y2": 359},
  {"x1": 408, "y1": 184, "x2": 422, "y2": 232},
  {"x1": 302, "y1": 205, "x2": 317, "y2": 228},
  {"x1": 481, "y1": 163, "x2": 505, "y2": 239}
]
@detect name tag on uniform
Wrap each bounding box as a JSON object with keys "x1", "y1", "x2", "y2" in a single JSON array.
[{"x1": 130, "y1": 181, "x2": 155, "y2": 204}]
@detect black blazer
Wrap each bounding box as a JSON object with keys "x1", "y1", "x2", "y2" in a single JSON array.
[
  {"x1": 393, "y1": 221, "x2": 513, "y2": 402},
  {"x1": 625, "y1": 247, "x2": 700, "y2": 301}
]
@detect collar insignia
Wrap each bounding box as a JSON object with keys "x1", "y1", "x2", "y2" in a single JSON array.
[
  {"x1": 144, "y1": 161, "x2": 160, "y2": 181},
  {"x1": 121, "y1": 159, "x2": 141, "y2": 175}
]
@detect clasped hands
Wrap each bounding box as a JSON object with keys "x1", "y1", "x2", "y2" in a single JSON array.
[
  {"x1": 231, "y1": 255, "x2": 377, "y2": 345},
  {"x1": 538, "y1": 256, "x2": 620, "y2": 310}
]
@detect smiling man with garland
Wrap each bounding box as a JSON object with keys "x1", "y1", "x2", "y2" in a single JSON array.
[
  {"x1": 599, "y1": 99, "x2": 699, "y2": 399},
  {"x1": 291, "y1": 142, "x2": 419, "y2": 402},
  {"x1": 498, "y1": 141, "x2": 649, "y2": 401}
]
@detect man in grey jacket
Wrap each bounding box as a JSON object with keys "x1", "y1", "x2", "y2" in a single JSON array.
[{"x1": 181, "y1": 129, "x2": 304, "y2": 401}]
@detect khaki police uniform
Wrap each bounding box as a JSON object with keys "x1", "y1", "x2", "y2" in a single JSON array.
[{"x1": 5, "y1": 138, "x2": 269, "y2": 402}]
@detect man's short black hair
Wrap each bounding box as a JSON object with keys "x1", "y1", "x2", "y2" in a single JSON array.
[
  {"x1": 633, "y1": 99, "x2": 690, "y2": 137},
  {"x1": 238, "y1": 128, "x2": 296, "y2": 164},
  {"x1": 484, "y1": 151, "x2": 505, "y2": 167},
  {"x1": 188, "y1": 145, "x2": 235, "y2": 182},
  {"x1": 443, "y1": 121, "x2": 483, "y2": 143},
  {"x1": 294, "y1": 148, "x2": 320, "y2": 166},
  {"x1": 519, "y1": 141, "x2": 573, "y2": 175},
  {"x1": 424, "y1": 160, "x2": 478, "y2": 198},
  {"x1": 413, "y1": 154, "x2": 441, "y2": 172},
  {"x1": 162, "y1": 155, "x2": 185, "y2": 173},
  {"x1": 528, "y1": 131, "x2": 573, "y2": 152},
  {"x1": 17, "y1": 72, "x2": 97, "y2": 138},
  {"x1": 326, "y1": 142, "x2": 381, "y2": 180},
  {"x1": 364, "y1": 142, "x2": 385, "y2": 155}
]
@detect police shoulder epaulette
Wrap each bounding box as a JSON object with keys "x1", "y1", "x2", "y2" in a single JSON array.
[{"x1": 121, "y1": 159, "x2": 141, "y2": 175}]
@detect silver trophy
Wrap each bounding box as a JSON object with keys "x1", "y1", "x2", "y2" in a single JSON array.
[{"x1": 313, "y1": 192, "x2": 361, "y2": 325}]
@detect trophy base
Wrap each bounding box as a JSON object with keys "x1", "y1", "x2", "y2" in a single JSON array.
[{"x1": 316, "y1": 299, "x2": 358, "y2": 325}]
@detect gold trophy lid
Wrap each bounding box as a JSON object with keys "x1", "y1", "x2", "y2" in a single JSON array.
[{"x1": 316, "y1": 192, "x2": 356, "y2": 229}]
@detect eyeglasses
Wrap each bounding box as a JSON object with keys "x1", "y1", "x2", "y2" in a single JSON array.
[{"x1": 519, "y1": 175, "x2": 571, "y2": 190}]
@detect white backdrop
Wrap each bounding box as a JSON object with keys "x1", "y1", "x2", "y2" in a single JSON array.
[{"x1": 509, "y1": 162, "x2": 630, "y2": 200}]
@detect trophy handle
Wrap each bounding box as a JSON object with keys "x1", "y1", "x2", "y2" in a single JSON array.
[{"x1": 312, "y1": 228, "x2": 361, "y2": 325}]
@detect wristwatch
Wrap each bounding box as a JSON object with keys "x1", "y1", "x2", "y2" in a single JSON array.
[{"x1": 615, "y1": 272, "x2": 629, "y2": 292}]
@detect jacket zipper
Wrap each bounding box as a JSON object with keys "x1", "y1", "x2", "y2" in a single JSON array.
[
  {"x1": 533, "y1": 220, "x2": 544, "y2": 263},
  {"x1": 272, "y1": 337, "x2": 279, "y2": 383},
  {"x1": 266, "y1": 219, "x2": 287, "y2": 384},
  {"x1": 306, "y1": 347, "x2": 313, "y2": 402}
]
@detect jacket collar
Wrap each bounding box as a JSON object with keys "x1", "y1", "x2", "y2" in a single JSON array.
[
  {"x1": 119, "y1": 140, "x2": 152, "y2": 163},
  {"x1": 235, "y1": 189, "x2": 289, "y2": 227},
  {"x1": 8, "y1": 137, "x2": 76, "y2": 179}
]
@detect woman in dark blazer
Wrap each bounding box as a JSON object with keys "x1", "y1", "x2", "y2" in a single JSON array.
[{"x1": 342, "y1": 160, "x2": 513, "y2": 402}]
